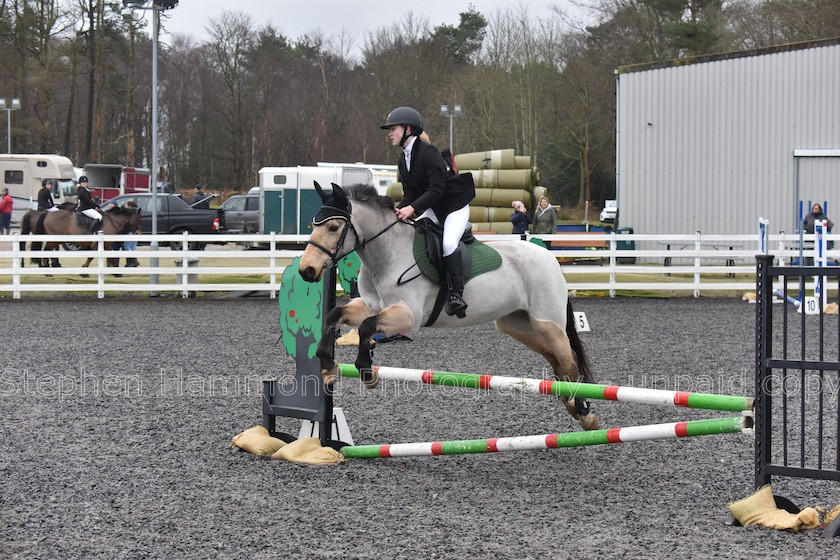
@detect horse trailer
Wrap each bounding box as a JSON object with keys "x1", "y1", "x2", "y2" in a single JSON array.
[
  {"x1": 0, "y1": 154, "x2": 78, "y2": 220},
  {"x1": 257, "y1": 166, "x2": 374, "y2": 236}
]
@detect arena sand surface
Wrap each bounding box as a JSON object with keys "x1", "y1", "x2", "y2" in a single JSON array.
[{"x1": 1, "y1": 297, "x2": 838, "y2": 559}]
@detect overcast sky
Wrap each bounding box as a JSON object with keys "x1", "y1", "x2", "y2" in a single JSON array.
[{"x1": 148, "y1": 0, "x2": 589, "y2": 52}]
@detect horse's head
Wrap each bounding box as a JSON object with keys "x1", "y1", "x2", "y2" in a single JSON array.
[
  {"x1": 299, "y1": 182, "x2": 352, "y2": 282},
  {"x1": 104, "y1": 206, "x2": 143, "y2": 234}
]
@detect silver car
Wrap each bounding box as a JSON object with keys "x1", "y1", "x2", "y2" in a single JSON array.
[{"x1": 219, "y1": 194, "x2": 259, "y2": 233}]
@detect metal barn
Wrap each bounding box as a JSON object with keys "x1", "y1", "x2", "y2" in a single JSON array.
[{"x1": 616, "y1": 37, "x2": 840, "y2": 237}]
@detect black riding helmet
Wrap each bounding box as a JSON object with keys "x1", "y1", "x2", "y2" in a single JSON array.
[
  {"x1": 381, "y1": 106, "x2": 423, "y2": 147},
  {"x1": 41, "y1": 178, "x2": 52, "y2": 187}
]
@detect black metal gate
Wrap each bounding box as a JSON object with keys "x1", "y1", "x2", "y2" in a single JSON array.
[{"x1": 755, "y1": 254, "x2": 840, "y2": 488}]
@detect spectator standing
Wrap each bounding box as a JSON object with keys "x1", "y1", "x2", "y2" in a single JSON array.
[
  {"x1": 510, "y1": 200, "x2": 532, "y2": 235},
  {"x1": 0, "y1": 188, "x2": 13, "y2": 235},
  {"x1": 191, "y1": 187, "x2": 206, "y2": 205},
  {"x1": 531, "y1": 196, "x2": 557, "y2": 235},
  {"x1": 803, "y1": 203, "x2": 834, "y2": 235}
]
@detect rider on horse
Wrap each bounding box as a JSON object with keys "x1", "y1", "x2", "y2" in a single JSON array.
[
  {"x1": 37, "y1": 178, "x2": 60, "y2": 212},
  {"x1": 383, "y1": 106, "x2": 474, "y2": 317},
  {"x1": 76, "y1": 176, "x2": 103, "y2": 233}
]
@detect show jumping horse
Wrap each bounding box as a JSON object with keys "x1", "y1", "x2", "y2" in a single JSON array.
[
  {"x1": 19, "y1": 206, "x2": 142, "y2": 271},
  {"x1": 299, "y1": 183, "x2": 599, "y2": 431}
]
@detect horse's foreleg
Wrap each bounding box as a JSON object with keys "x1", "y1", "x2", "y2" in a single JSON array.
[
  {"x1": 496, "y1": 313, "x2": 599, "y2": 431},
  {"x1": 315, "y1": 297, "x2": 373, "y2": 385},
  {"x1": 355, "y1": 302, "x2": 415, "y2": 389}
]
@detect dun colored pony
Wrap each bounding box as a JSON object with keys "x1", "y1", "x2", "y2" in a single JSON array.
[
  {"x1": 299, "y1": 183, "x2": 599, "y2": 431},
  {"x1": 19, "y1": 206, "x2": 142, "y2": 270}
]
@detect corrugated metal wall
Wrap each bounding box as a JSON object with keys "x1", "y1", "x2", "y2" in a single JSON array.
[{"x1": 617, "y1": 40, "x2": 840, "y2": 236}]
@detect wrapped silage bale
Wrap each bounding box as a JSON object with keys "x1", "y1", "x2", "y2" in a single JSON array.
[
  {"x1": 455, "y1": 149, "x2": 515, "y2": 170},
  {"x1": 490, "y1": 189, "x2": 531, "y2": 208},
  {"x1": 471, "y1": 169, "x2": 534, "y2": 190},
  {"x1": 469, "y1": 206, "x2": 490, "y2": 223}
]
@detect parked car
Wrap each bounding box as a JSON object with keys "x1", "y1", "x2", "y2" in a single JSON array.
[
  {"x1": 600, "y1": 200, "x2": 617, "y2": 223},
  {"x1": 219, "y1": 194, "x2": 259, "y2": 234},
  {"x1": 101, "y1": 193, "x2": 226, "y2": 250}
]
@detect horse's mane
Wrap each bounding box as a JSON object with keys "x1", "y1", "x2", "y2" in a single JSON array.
[
  {"x1": 106, "y1": 206, "x2": 140, "y2": 217},
  {"x1": 346, "y1": 184, "x2": 395, "y2": 211}
]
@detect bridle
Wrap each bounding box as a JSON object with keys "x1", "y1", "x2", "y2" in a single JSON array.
[
  {"x1": 104, "y1": 209, "x2": 141, "y2": 234},
  {"x1": 305, "y1": 204, "x2": 403, "y2": 267}
]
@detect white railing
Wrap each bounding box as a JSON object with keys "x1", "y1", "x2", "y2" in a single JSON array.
[{"x1": 0, "y1": 231, "x2": 837, "y2": 299}]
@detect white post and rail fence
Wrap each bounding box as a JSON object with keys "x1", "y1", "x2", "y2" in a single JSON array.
[{"x1": 0, "y1": 230, "x2": 836, "y2": 299}]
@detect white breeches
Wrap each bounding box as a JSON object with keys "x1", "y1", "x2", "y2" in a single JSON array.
[
  {"x1": 82, "y1": 208, "x2": 102, "y2": 221},
  {"x1": 417, "y1": 204, "x2": 470, "y2": 257}
]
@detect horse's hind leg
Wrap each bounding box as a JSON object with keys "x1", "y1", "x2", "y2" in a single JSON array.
[
  {"x1": 45, "y1": 242, "x2": 61, "y2": 267},
  {"x1": 355, "y1": 302, "x2": 415, "y2": 389},
  {"x1": 316, "y1": 297, "x2": 373, "y2": 385},
  {"x1": 495, "y1": 311, "x2": 599, "y2": 431}
]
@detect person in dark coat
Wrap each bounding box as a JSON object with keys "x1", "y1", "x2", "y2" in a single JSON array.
[
  {"x1": 37, "y1": 179, "x2": 59, "y2": 212},
  {"x1": 191, "y1": 188, "x2": 206, "y2": 205},
  {"x1": 76, "y1": 176, "x2": 102, "y2": 233},
  {"x1": 510, "y1": 200, "x2": 532, "y2": 235},
  {"x1": 383, "y1": 106, "x2": 475, "y2": 317}
]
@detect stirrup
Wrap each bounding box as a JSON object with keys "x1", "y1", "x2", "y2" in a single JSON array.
[{"x1": 445, "y1": 294, "x2": 467, "y2": 318}]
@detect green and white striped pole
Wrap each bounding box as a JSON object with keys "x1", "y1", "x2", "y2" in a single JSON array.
[
  {"x1": 341, "y1": 416, "x2": 751, "y2": 459},
  {"x1": 338, "y1": 364, "x2": 753, "y2": 412}
]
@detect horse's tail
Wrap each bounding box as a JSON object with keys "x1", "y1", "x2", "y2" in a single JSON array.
[
  {"x1": 566, "y1": 298, "x2": 595, "y2": 384},
  {"x1": 20, "y1": 212, "x2": 32, "y2": 235},
  {"x1": 35, "y1": 212, "x2": 48, "y2": 235}
]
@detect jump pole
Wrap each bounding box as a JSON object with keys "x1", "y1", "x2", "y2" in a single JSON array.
[
  {"x1": 337, "y1": 364, "x2": 754, "y2": 413},
  {"x1": 341, "y1": 416, "x2": 752, "y2": 459}
]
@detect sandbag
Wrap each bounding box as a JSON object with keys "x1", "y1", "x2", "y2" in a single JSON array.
[
  {"x1": 231, "y1": 425, "x2": 286, "y2": 456},
  {"x1": 272, "y1": 437, "x2": 345, "y2": 465},
  {"x1": 728, "y1": 484, "x2": 821, "y2": 531}
]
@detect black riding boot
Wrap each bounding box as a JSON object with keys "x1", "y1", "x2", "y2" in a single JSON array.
[
  {"x1": 87, "y1": 219, "x2": 102, "y2": 234},
  {"x1": 442, "y1": 249, "x2": 467, "y2": 318}
]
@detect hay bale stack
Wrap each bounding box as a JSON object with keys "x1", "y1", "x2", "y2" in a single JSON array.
[{"x1": 387, "y1": 148, "x2": 541, "y2": 234}]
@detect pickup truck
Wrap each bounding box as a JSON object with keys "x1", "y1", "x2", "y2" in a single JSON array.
[{"x1": 102, "y1": 193, "x2": 226, "y2": 249}]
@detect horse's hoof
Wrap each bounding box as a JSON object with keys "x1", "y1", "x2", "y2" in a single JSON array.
[
  {"x1": 80, "y1": 274, "x2": 89, "y2": 278},
  {"x1": 321, "y1": 364, "x2": 339, "y2": 385},
  {"x1": 579, "y1": 414, "x2": 600, "y2": 431},
  {"x1": 360, "y1": 367, "x2": 378, "y2": 390}
]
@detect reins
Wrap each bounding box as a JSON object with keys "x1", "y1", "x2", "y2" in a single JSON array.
[{"x1": 306, "y1": 208, "x2": 405, "y2": 268}]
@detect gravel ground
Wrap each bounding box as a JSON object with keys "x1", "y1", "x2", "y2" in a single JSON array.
[{"x1": 1, "y1": 297, "x2": 838, "y2": 559}]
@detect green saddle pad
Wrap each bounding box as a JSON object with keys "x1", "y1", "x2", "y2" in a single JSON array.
[{"x1": 412, "y1": 231, "x2": 503, "y2": 284}]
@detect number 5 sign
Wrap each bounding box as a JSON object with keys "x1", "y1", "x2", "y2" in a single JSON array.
[{"x1": 573, "y1": 311, "x2": 591, "y2": 332}]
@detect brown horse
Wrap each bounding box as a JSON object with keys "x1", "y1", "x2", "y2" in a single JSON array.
[{"x1": 19, "y1": 206, "x2": 142, "y2": 270}]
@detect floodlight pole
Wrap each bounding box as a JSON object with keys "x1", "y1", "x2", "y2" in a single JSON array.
[{"x1": 150, "y1": 5, "x2": 160, "y2": 292}]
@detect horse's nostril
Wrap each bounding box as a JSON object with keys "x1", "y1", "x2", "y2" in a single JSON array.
[{"x1": 300, "y1": 267, "x2": 314, "y2": 282}]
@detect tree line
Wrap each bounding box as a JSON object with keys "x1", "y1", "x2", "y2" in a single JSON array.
[{"x1": 1, "y1": 0, "x2": 838, "y2": 207}]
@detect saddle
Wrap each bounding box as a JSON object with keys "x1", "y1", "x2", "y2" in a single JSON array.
[
  {"x1": 411, "y1": 218, "x2": 503, "y2": 326},
  {"x1": 74, "y1": 212, "x2": 95, "y2": 229},
  {"x1": 413, "y1": 217, "x2": 475, "y2": 280}
]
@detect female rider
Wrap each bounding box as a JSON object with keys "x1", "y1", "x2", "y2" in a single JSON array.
[{"x1": 382, "y1": 106, "x2": 474, "y2": 317}]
